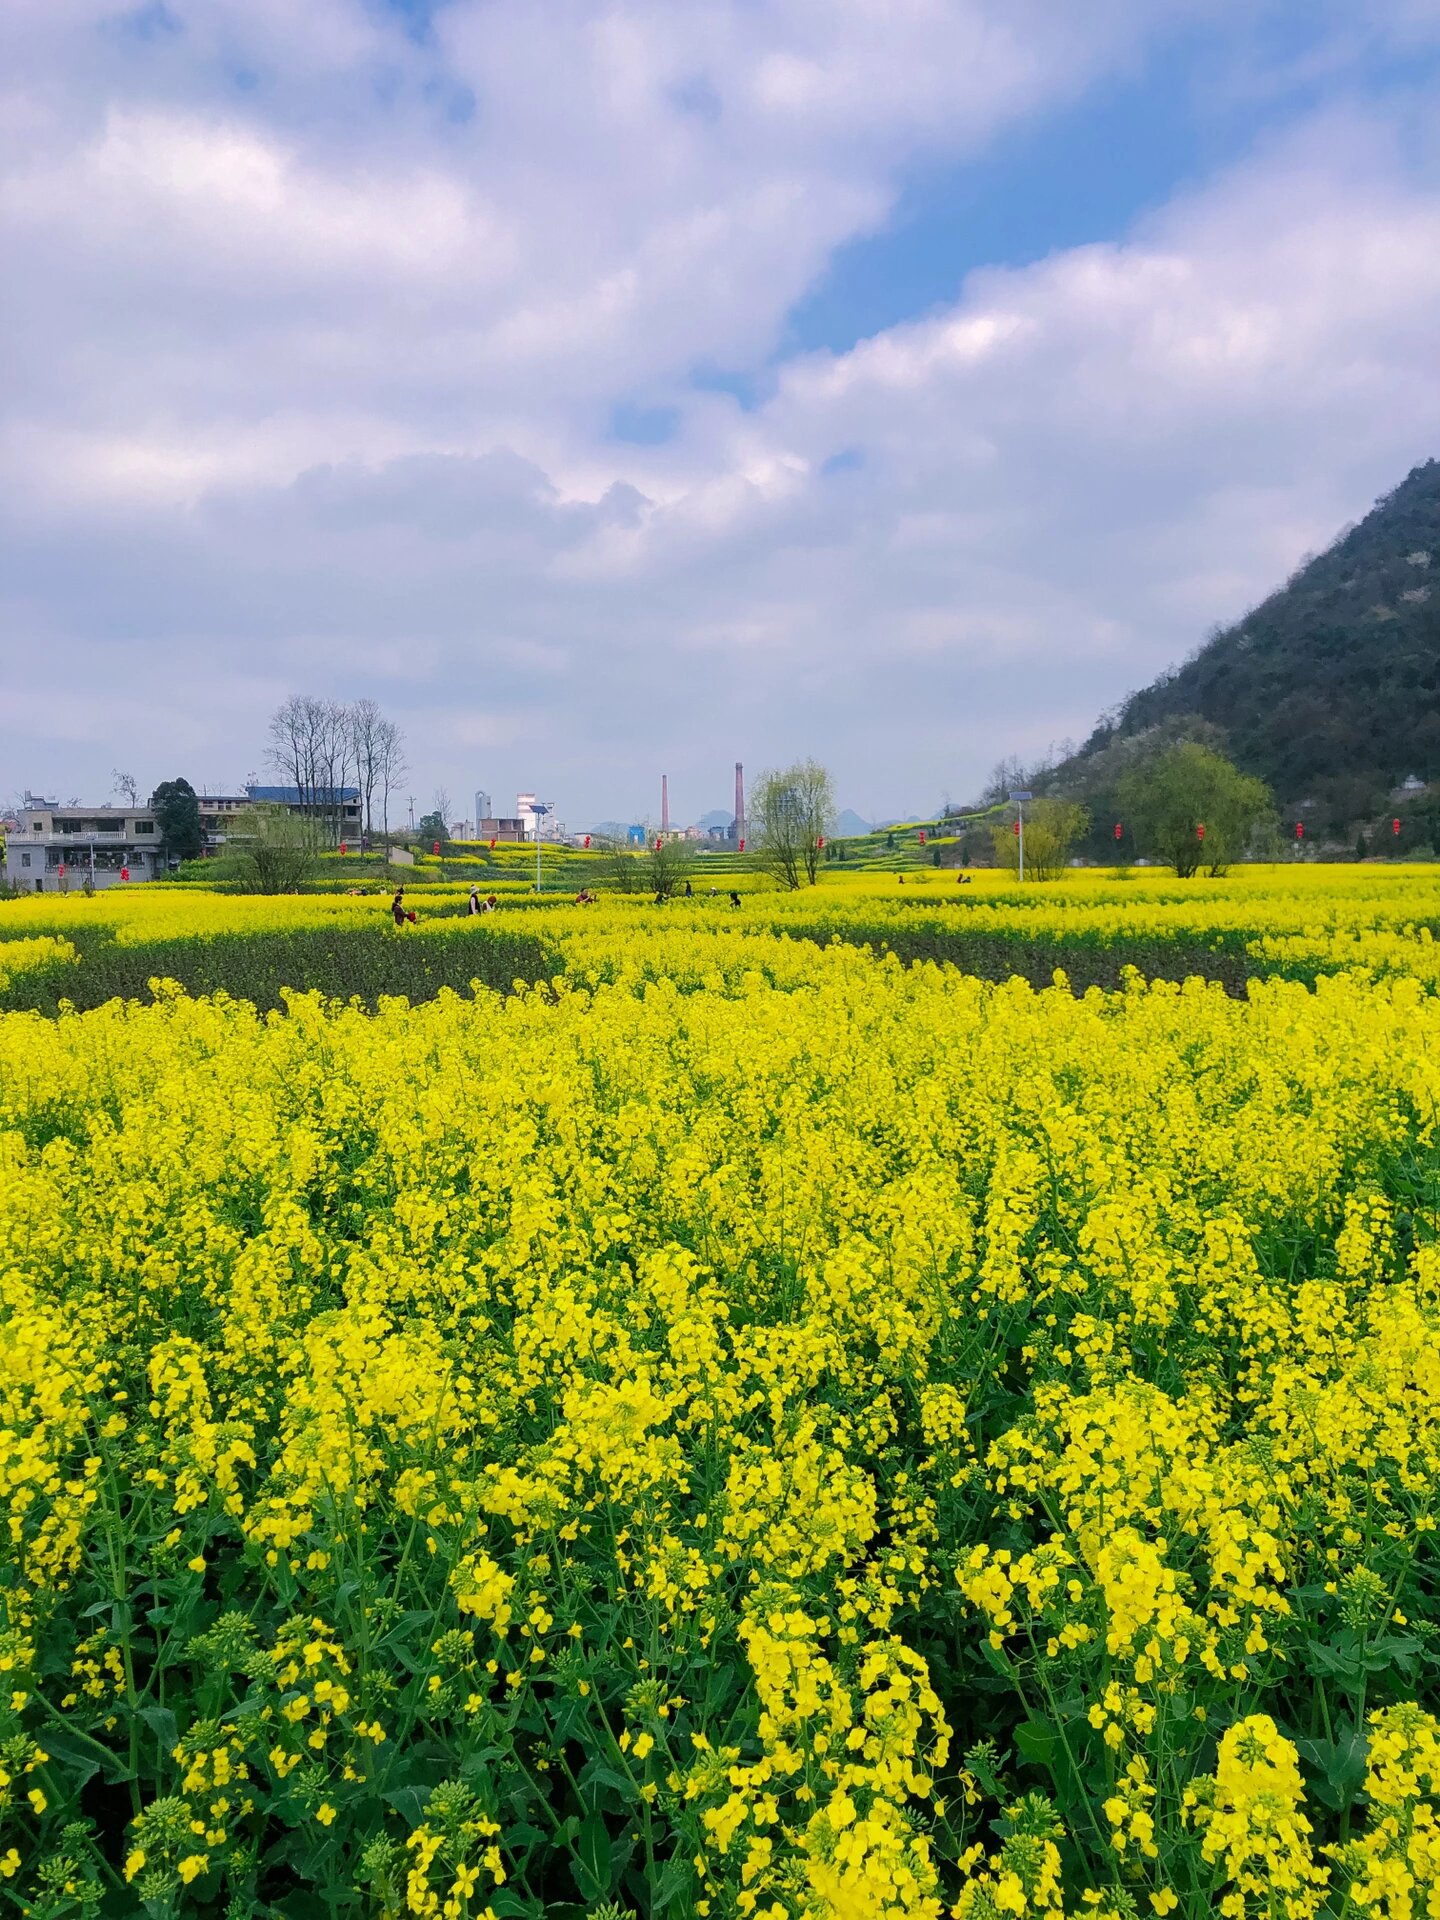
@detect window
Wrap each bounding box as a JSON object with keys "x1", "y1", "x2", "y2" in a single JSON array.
[
  {"x1": 135, "y1": 821, "x2": 155, "y2": 834},
  {"x1": 20, "y1": 851, "x2": 30, "y2": 867},
  {"x1": 34, "y1": 879, "x2": 43, "y2": 892},
  {"x1": 32, "y1": 821, "x2": 42, "y2": 832}
]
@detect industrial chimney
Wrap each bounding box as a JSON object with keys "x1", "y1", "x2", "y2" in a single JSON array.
[{"x1": 661, "y1": 774, "x2": 669, "y2": 834}]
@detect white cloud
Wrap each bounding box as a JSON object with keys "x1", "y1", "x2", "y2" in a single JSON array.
[{"x1": 3, "y1": 3, "x2": 1440, "y2": 817}]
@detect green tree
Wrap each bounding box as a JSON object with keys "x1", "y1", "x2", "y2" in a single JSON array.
[
  {"x1": 646, "y1": 835, "x2": 694, "y2": 900},
  {"x1": 594, "y1": 838, "x2": 644, "y2": 893},
  {"x1": 753, "y1": 760, "x2": 835, "y2": 889},
  {"x1": 149, "y1": 778, "x2": 203, "y2": 862},
  {"x1": 1117, "y1": 742, "x2": 1271, "y2": 878},
  {"x1": 230, "y1": 803, "x2": 320, "y2": 894},
  {"x1": 990, "y1": 799, "x2": 1089, "y2": 882},
  {"x1": 416, "y1": 810, "x2": 448, "y2": 850}
]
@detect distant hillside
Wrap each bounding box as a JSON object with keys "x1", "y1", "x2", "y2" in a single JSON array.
[
  {"x1": 831, "y1": 808, "x2": 873, "y2": 837},
  {"x1": 1047, "y1": 460, "x2": 1440, "y2": 836}
]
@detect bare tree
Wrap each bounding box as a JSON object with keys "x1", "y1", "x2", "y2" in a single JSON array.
[
  {"x1": 980, "y1": 755, "x2": 1030, "y2": 807},
  {"x1": 268, "y1": 694, "x2": 406, "y2": 847},
  {"x1": 268, "y1": 695, "x2": 326, "y2": 809},
  {"x1": 753, "y1": 759, "x2": 835, "y2": 889},
  {"x1": 111, "y1": 769, "x2": 139, "y2": 807},
  {"x1": 347, "y1": 698, "x2": 385, "y2": 836},
  {"x1": 432, "y1": 785, "x2": 452, "y2": 832},
  {"x1": 376, "y1": 718, "x2": 407, "y2": 846},
  {"x1": 316, "y1": 699, "x2": 354, "y2": 843}
]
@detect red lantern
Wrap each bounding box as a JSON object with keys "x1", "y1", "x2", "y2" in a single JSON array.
[
  {"x1": 1197, "y1": 823, "x2": 1205, "y2": 842},
  {"x1": 432, "y1": 839, "x2": 440, "y2": 855},
  {"x1": 339, "y1": 840, "x2": 347, "y2": 856},
  {"x1": 1113, "y1": 822, "x2": 1122, "y2": 840},
  {"x1": 654, "y1": 836, "x2": 662, "y2": 851},
  {"x1": 1394, "y1": 818, "x2": 1402, "y2": 837},
  {"x1": 120, "y1": 866, "x2": 130, "y2": 882},
  {"x1": 738, "y1": 837, "x2": 745, "y2": 852},
  {"x1": 818, "y1": 834, "x2": 825, "y2": 849},
  {"x1": 583, "y1": 834, "x2": 591, "y2": 849},
  {"x1": 58, "y1": 861, "x2": 65, "y2": 877},
  {"x1": 918, "y1": 829, "x2": 926, "y2": 845},
  {"x1": 489, "y1": 837, "x2": 496, "y2": 851},
  {"x1": 1013, "y1": 820, "x2": 1020, "y2": 836},
  {"x1": 1295, "y1": 821, "x2": 1304, "y2": 840}
]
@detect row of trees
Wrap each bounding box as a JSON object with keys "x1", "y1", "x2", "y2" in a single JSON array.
[
  {"x1": 987, "y1": 742, "x2": 1273, "y2": 879},
  {"x1": 745, "y1": 744, "x2": 1271, "y2": 889},
  {"x1": 267, "y1": 696, "x2": 407, "y2": 840}
]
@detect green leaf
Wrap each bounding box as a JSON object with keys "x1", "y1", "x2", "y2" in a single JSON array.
[
  {"x1": 577, "y1": 1757, "x2": 631, "y2": 1811},
  {"x1": 139, "y1": 1702, "x2": 178, "y2": 1750},
  {"x1": 573, "y1": 1810, "x2": 613, "y2": 1903},
  {"x1": 30, "y1": 1726, "x2": 104, "y2": 1792},
  {"x1": 1014, "y1": 1717, "x2": 1059, "y2": 1766},
  {"x1": 1296, "y1": 1727, "x2": 1367, "y2": 1813},
  {"x1": 384, "y1": 1784, "x2": 431, "y2": 1828},
  {"x1": 489, "y1": 1893, "x2": 542, "y2": 1919},
  {"x1": 650, "y1": 1853, "x2": 696, "y2": 1913}
]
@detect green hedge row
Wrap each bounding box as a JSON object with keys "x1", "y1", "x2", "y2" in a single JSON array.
[{"x1": 0, "y1": 926, "x2": 560, "y2": 1015}]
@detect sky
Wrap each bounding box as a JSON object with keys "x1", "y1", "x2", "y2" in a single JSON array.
[{"x1": 5, "y1": 1, "x2": 1440, "y2": 829}]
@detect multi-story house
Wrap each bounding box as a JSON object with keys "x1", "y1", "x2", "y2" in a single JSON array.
[
  {"x1": 5, "y1": 784, "x2": 366, "y2": 892},
  {"x1": 5, "y1": 799, "x2": 165, "y2": 892},
  {"x1": 238, "y1": 786, "x2": 363, "y2": 841},
  {"x1": 196, "y1": 787, "x2": 363, "y2": 849}
]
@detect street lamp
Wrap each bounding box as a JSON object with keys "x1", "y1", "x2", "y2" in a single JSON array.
[
  {"x1": 529, "y1": 800, "x2": 553, "y2": 891},
  {"x1": 1009, "y1": 790, "x2": 1032, "y2": 884}
]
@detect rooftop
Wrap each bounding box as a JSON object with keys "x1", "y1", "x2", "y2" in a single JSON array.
[{"x1": 245, "y1": 784, "x2": 359, "y2": 805}]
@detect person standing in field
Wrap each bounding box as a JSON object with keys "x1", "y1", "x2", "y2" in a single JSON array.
[
  {"x1": 391, "y1": 887, "x2": 407, "y2": 927},
  {"x1": 468, "y1": 886, "x2": 481, "y2": 916}
]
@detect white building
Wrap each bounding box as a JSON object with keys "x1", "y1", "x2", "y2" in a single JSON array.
[
  {"x1": 5, "y1": 801, "x2": 165, "y2": 892},
  {"x1": 515, "y1": 793, "x2": 564, "y2": 841}
]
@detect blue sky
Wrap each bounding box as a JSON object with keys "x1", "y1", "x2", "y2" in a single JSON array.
[{"x1": 4, "y1": 0, "x2": 1440, "y2": 825}]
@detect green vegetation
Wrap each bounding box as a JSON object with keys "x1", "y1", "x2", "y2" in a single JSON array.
[
  {"x1": 646, "y1": 834, "x2": 694, "y2": 899},
  {"x1": 149, "y1": 777, "x2": 203, "y2": 861},
  {"x1": 1116, "y1": 742, "x2": 1272, "y2": 877},
  {"x1": 1047, "y1": 458, "x2": 1440, "y2": 836},
  {"x1": 0, "y1": 921, "x2": 556, "y2": 1015},
  {"x1": 230, "y1": 802, "x2": 323, "y2": 893},
  {"x1": 752, "y1": 759, "x2": 836, "y2": 888},
  {"x1": 989, "y1": 797, "x2": 1088, "y2": 881}
]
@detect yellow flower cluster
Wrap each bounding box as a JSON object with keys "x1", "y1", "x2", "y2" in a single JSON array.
[{"x1": 1, "y1": 870, "x2": 1439, "y2": 1915}]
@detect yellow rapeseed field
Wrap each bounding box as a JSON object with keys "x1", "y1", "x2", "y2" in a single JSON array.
[{"x1": 1, "y1": 867, "x2": 1439, "y2": 1919}]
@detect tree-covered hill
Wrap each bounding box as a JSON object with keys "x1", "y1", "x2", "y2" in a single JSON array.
[{"x1": 1048, "y1": 459, "x2": 1440, "y2": 837}]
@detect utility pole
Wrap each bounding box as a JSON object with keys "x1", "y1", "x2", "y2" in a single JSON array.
[
  {"x1": 530, "y1": 801, "x2": 552, "y2": 891},
  {"x1": 1010, "y1": 789, "x2": 1031, "y2": 884},
  {"x1": 661, "y1": 774, "x2": 669, "y2": 836},
  {"x1": 734, "y1": 762, "x2": 745, "y2": 845},
  {"x1": 408, "y1": 796, "x2": 416, "y2": 834}
]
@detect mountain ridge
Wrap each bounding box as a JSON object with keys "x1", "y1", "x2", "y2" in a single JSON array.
[{"x1": 1039, "y1": 459, "x2": 1440, "y2": 838}]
